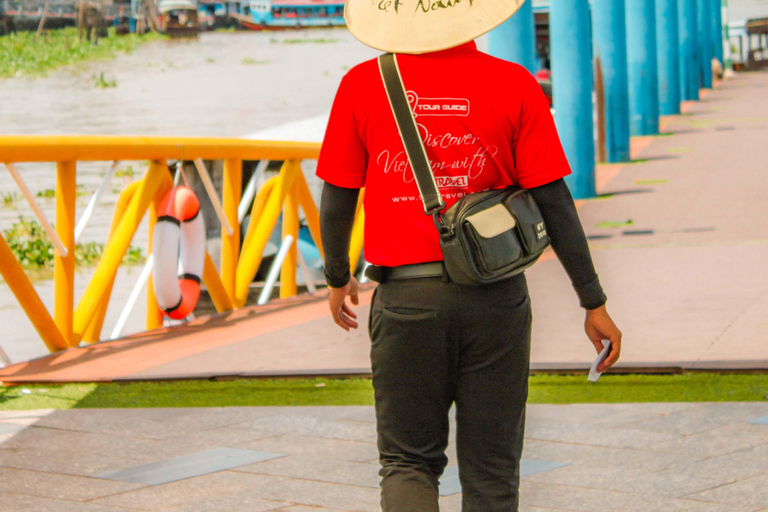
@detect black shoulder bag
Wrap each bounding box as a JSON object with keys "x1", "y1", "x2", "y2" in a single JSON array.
[{"x1": 378, "y1": 53, "x2": 550, "y2": 286}]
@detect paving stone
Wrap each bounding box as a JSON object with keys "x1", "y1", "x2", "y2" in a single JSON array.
[
  {"x1": 747, "y1": 415, "x2": 768, "y2": 425},
  {"x1": 234, "y1": 454, "x2": 380, "y2": 489},
  {"x1": 232, "y1": 414, "x2": 377, "y2": 443},
  {"x1": 96, "y1": 472, "x2": 380, "y2": 512},
  {"x1": 236, "y1": 434, "x2": 378, "y2": 463},
  {"x1": 524, "y1": 444, "x2": 768, "y2": 501},
  {"x1": 0, "y1": 408, "x2": 53, "y2": 426},
  {"x1": 616, "y1": 402, "x2": 768, "y2": 436},
  {"x1": 277, "y1": 507, "x2": 347, "y2": 512},
  {"x1": 0, "y1": 467, "x2": 144, "y2": 502},
  {"x1": 687, "y1": 472, "x2": 768, "y2": 510},
  {"x1": 0, "y1": 409, "x2": 54, "y2": 420},
  {"x1": 0, "y1": 492, "x2": 145, "y2": 511},
  {"x1": 216, "y1": 474, "x2": 380, "y2": 512},
  {"x1": 0, "y1": 422, "x2": 25, "y2": 436},
  {"x1": 0, "y1": 447, "x2": 141, "y2": 477},
  {"x1": 96, "y1": 448, "x2": 284, "y2": 486},
  {"x1": 520, "y1": 479, "x2": 758, "y2": 512},
  {"x1": 521, "y1": 439, "x2": 696, "y2": 472},
  {"x1": 165, "y1": 493, "x2": 290, "y2": 512},
  {"x1": 33, "y1": 408, "x2": 251, "y2": 440},
  {"x1": 524, "y1": 422, "x2": 680, "y2": 451},
  {"x1": 652, "y1": 422, "x2": 768, "y2": 459},
  {"x1": 91, "y1": 471, "x2": 268, "y2": 510},
  {"x1": 0, "y1": 428, "x2": 233, "y2": 476}
]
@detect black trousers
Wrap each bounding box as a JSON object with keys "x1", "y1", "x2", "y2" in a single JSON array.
[{"x1": 369, "y1": 273, "x2": 532, "y2": 512}]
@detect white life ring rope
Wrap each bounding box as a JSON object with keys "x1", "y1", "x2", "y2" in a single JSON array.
[{"x1": 152, "y1": 185, "x2": 206, "y2": 320}]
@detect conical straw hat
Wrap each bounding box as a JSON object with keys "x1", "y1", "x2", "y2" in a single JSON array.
[{"x1": 345, "y1": 0, "x2": 527, "y2": 54}]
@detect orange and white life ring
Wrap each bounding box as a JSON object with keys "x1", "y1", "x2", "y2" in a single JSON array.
[{"x1": 152, "y1": 186, "x2": 206, "y2": 320}]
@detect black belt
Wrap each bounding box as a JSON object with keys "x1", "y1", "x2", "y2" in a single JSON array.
[{"x1": 365, "y1": 262, "x2": 446, "y2": 283}]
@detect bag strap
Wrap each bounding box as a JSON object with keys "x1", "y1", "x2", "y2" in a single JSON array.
[{"x1": 379, "y1": 53, "x2": 445, "y2": 216}]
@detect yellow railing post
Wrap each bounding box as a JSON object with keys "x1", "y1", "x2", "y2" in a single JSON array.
[
  {"x1": 235, "y1": 160, "x2": 300, "y2": 308},
  {"x1": 0, "y1": 235, "x2": 67, "y2": 352},
  {"x1": 295, "y1": 170, "x2": 324, "y2": 259},
  {"x1": 280, "y1": 180, "x2": 300, "y2": 298},
  {"x1": 203, "y1": 252, "x2": 234, "y2": 313},
  {"x1": 240, "y1": 176, "x2": 277, "y2": 253},
  {"x1": 221, "y1": 158, "x2": 242, "y2": 304},
  {"x1": 54, "y1": 160, "x2": 77, "y2": 347},
  {"x1": 81, "y1": 181, "x2": 141, "y2": 343},
  {"x1": 72, "y1": 160, "x2": 171, "y2": 343},
  {"x1": 349, "y1": 190, "x2": 366, "y2": 275},
  {"x1": 146, "y1": 173, "x2": 173, "y2": 331}
]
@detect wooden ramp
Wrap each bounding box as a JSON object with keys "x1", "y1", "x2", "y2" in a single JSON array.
[{"x1": 0, "y1": 286, "x2": 376, "y2": 384}]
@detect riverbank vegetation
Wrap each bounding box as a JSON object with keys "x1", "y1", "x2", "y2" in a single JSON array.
[
  {"x1": 2, "y1": 373, "x2": 767, "y2": 410},
  {"x1": 0, "y1": 27, "x2": 165, "y2": 79},
  {"x1": 3, "y1": 217, "x2": 144, "y2": 268}
]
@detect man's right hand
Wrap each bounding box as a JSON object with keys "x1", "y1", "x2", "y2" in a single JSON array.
[
  {"x1": 584, "y1": 305, "x2": 622, "y2": 373},
  {"x1": 328, "y1": 277, "x2": 360, "y2": 331}
]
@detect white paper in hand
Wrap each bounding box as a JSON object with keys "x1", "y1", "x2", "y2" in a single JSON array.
[{"x1": 588, "y1": 340, "x2": 611, "y2": 382}]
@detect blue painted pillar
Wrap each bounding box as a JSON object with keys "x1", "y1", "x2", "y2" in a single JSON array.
[
  {"x1": 626, "y1": 0, "x2": 660, "y2": 135},
  {"x1": 591, "y1": 0, "x2": 631, "y2": 162},
  {"x1": 697, "y1": 0, "x2": 713, "y2": 88},
  {"x1": 679, "y1": 0, "x2": 699, "y2": 100},
  {"x1": 656, "y1": 0, "x2": 682, "y2": 115},
  {"x1": 487, "y1": 0, "x2": 536, "y2": 74},
  {"x1": 711, "y1": 0, "x2": 724, "y2": 64},
  {"x1": 550, "y1": 0, "x2": 595, "y2": 198}
]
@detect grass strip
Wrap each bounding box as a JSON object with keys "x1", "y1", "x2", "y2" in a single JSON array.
[
  {"x1": 2, "y1": 373, "x2": 768, "y2": 410},
  {"x1": 0, "y1": 27, "x2": 165, "y2": 79}
]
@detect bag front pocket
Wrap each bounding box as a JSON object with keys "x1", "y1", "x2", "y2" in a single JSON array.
[{"x1": 464, "y1": 204, "x2": 523, "y2": 274}]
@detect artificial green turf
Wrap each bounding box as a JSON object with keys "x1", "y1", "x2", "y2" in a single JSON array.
[{"x1": 1, "y1": 374, "x2": 767, "y2": 410}]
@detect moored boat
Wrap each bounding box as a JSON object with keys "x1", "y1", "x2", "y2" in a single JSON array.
[{"x1": 233, "y1": 0, "x2": 345, "y2": 31}]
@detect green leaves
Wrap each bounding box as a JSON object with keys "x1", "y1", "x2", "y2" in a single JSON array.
[
  {"x1": 2, "y1": 217, "x2": 145, "y2": 268},
  {"x1": 0, "y1": 27, "x2": 165, "y2": 80}
]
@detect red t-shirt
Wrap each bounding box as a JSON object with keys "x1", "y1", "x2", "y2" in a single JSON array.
[{"x1": 316, "y1": 41, "x2": 571, "y2": 267}]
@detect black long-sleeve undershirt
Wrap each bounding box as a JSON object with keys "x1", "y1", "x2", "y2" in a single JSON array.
[
  {"x1": 319, "y1": 178, "x2": 606, "y2": 309},
  {"x1": 320, "y1": 183, "x2": 360, "y2": 289},
  {"x1": 528, "y1": 179, "x2": 607, "y2": 310}
]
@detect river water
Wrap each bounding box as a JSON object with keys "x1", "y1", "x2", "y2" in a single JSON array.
[{"x1": 0, "y1": 29, "x2": 380, "y2": 363}]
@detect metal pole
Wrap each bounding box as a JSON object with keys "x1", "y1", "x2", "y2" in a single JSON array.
[
  {"x1": 656, "y1": 0, "x2": 682, "y2": 115},
  {"x1": 591, "y1": 0, "x2": 631, "y2": 162},
  {"x1": 550, "y1": 0, "x2": 595, "y2": 198},
  {"x1": 487, "y1": 0, "x2": 536, "y2": 74},
  {"x1": 75, "y1": 161, "x2": 119, "y2": 243},
  {"x1": 193, "y1": 158, "x2": 235, "y2": 236},
  {"x1": 679, "y1": 0, "x2": 699, "y2": 100},
  {"x1": 626, "y1": 0, "x2": 660, "y2": 135},
  {"x1": 4, "y1": 163, "x2": 69, "y2": 257},
  {"x1": 296, "y1": 247, "x2": 317, "y2": 294},
  {"x1": 110, "y1": 255, "x2": 153, "y2": 340},
  {"x1": 697, "y1": 0, "x2": 713, "y2": 88},
  {"x1": 712, "y1": 0, "x2": 724, "y2": 65},
  {"x1": 238, "y1": 159, "x2": 268, "y2": 223},
  {"x1": 258, "y1": 235, "x2": 294, "y2": 306}
]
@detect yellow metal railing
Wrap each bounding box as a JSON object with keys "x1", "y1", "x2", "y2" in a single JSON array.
[{"x1": 0, "y1": 135, "x2": 366, "y2": 353}]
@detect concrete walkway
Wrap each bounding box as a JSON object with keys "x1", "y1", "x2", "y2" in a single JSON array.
[{"x1": 1, "y1": 402, "x2": 768, "y2": 511}]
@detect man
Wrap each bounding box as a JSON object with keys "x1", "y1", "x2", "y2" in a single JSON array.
[{"x1": 317, "y1": 1, "x2": 622, "y2": 510}]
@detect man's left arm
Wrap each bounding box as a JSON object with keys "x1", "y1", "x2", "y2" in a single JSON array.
[{"x1": 528, "y1": 178, "x2": 622, "y2": 372}]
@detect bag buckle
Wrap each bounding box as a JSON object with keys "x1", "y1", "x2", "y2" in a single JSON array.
[{"x1": 433, "y1": 212, "x2": 453, "y2": 241}]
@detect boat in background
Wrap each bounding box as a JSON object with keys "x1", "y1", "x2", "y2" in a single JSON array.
[
  {"x1": 231, "y1": 0, "x2": 345, "y2": 31},
  {"x1": 159, "y1": 0, "x2": 199, "y2": 38}
]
